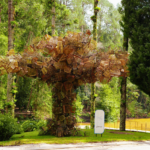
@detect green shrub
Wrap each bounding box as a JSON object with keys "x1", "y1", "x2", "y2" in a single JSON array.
[
  {"x1": 0, "y1": 114, "x2": 18, "y2": 141},
  {"x1": 37, "y1": 120, "x2": 46, "y2": 129},
  {"x1": 21, "y1": 120, "x2": 37, "y2": 132},
  {"x1": 15, "y1": 123, "x2": 24, "y2": 134},
  {"x1": 85, "y1": 125, "x2": 90, "y2": 129}
]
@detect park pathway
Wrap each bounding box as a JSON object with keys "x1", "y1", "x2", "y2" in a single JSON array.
[{"x1": 1, "y1": 141, "x2": 150, "y2": 150}]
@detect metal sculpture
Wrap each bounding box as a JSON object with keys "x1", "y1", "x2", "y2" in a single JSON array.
[{"x1": 0, "y1": 31, "x2": 129, "y2": 136}]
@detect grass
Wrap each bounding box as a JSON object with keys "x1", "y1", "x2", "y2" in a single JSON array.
[{"x1": 1, "y1": 129, "x2": 150, "y2": 146}]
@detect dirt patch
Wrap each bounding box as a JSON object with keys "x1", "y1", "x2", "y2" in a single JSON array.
[{"x1": 109, "y1": 131, "x2": 133, "y2": 135}]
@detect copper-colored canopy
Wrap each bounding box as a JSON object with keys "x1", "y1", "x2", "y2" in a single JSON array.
[{"x1": 0, "y1": 31, "x2": 129, "y2": 88}]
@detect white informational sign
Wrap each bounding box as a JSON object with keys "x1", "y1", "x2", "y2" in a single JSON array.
[{"x1": 94, "y1": 110, "x2": 105, "y2": 134}]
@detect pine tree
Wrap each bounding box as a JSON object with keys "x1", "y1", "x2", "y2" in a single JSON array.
[
  {"x1": 119, "y1": 0, "x2": 130, "y2": 131},
  {"x1": 125, "y1": 0, "x2": 150, "y2": 96}
]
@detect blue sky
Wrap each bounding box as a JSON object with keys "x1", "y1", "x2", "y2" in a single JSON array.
[{"x1": 108, "y1": 0, "x2": 121, "y2": 7}]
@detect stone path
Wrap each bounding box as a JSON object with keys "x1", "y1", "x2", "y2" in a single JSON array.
[{"x1": 1, "y1": 141, "x2": 150, "y2": 150}]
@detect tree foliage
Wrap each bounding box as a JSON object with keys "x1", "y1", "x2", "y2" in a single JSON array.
[
  {"x1": 96, "y1": 77, "x2": 121, "y2": 122},
  {"x1": 1, "y1": 0, "x2": 146, "y2": 136},
  {"x1": 98, "y1": 0, "x2": 122, "y2": 49},
  {"x1": 120, "y1": 0, "x2": 150, "y2": 95}
]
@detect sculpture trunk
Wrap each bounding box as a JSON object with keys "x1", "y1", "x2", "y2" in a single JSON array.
[{"x1": 47, "y1": 83, "x2": 77, "y2": 137}]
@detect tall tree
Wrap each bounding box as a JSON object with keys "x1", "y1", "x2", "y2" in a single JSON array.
[
  {"x1": 127, "y1": 1, "x2": 150, "y2": 96},
  {"x1": 90, "y1": 0, "x2": 100, "y2": 129},
  {"x1": 52, "y1": 0, "x2": 55, "y2": 35},
  {"x1": 7, "y1": 0, "x2": 14, "y2": 116},
  {"x1": 0, "y1": 5, "x2": 1, "y2": 23},
  {"x1": 119, "y1": 0, "x2": 128, "y2": 131},
  {"x1": 0, "y1": 1, "x2": 8, "y2": 112},
  {"x1": 119, "y1": 0, "x2": 131, "y2": 131},
  {"x1": 119, "y1": 37, "x2": 128, "y2": 131}
]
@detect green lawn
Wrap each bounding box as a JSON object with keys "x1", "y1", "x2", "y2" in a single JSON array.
[{"x1": 1, "y1": 129, "x2": 150, "y2": 146}]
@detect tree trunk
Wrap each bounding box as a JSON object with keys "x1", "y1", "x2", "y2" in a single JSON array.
[
  {"x1": 26, "y1": 81, "x2": 34, "y2": 111},
  {"x1": 8, "y1": 0, "x2": 14, "y2": 50},
  {"x1": 81, "y1": 25, "x2": 84, "y2": 32},
  {"x1": 7, "y1": 0, "x2": 14, "y2": 117},
  {"x1": 0, "y1": 6, "x2": 1, "y2": 23},
  {"x1": 47, "y1": 83, "x2": 77, "y2": 137},
  {"x1": 120, "y1": 76, "x2": 127, "y2": 131},
  {"x1": 98, "y1": 13, "x2": 102, "y2": 41},
  {"x1": 35, "y1": 80, "x2": 40, "y2": 111},
  {"x1": 90, "y1": 83, "x2": 95, "y2": 128},
  {"x1": 52, "y1": 0, "x2": 55, "y2": 36},
  {"x1": 90, "y1": 0, "x2": 99, "y2": 129},
  {"x1": 81, "y1": 2, "x2": 84, "y2": 33},
  {"x1": 62, "y1": 24, "x2": 65, "y2": 35},
  {"x1": 93, "y1": 0, "x2": 98, "y2": 42},
  {"x1": 120, "y1": 36, "x2": 128, "y2": 131}
]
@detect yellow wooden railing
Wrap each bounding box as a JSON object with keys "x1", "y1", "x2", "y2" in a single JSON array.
[{"x1": 77, "y1": 118, "x2": 150, "y2": 131}]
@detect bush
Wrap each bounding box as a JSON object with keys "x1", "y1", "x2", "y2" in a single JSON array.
[
  {"x1": 21, "y1": 120, "x2": 37, "y2": 132},
  {"x1": 15, "y1": 123, "x2": 24, "y2": 134},
  {"x1": 37, "y1": 120, "x2": 46, "y2": 129},
  {"x1": 0, "y1": 114, "x2": 18, "y2": 141}
]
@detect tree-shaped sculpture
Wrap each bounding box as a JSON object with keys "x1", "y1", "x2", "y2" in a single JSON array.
[{"x1": 0, "y1": 31, "x2": 129, "y2": 137}]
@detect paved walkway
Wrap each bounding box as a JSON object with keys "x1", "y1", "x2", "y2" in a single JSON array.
[{"x1": 1, "y1": 141, "x2": 150, "y2": 150}]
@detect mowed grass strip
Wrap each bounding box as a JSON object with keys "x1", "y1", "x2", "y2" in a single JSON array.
[{"x1": 1, "y1": 129, "x2": 150, "y2": 146}]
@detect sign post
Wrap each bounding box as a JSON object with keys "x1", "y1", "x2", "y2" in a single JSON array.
[{"x1": 94, "y1": 110, "x2": 105, "y2": 136}]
